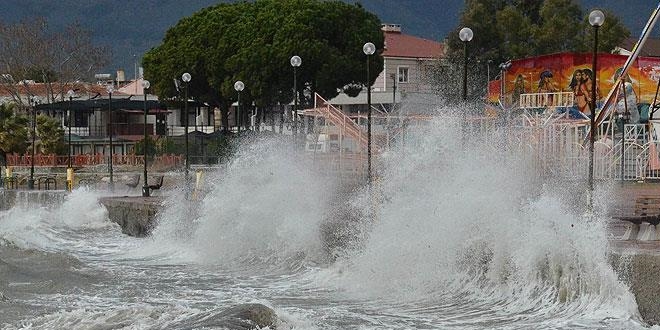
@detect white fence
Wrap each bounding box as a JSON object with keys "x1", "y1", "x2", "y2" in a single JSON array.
[
  {"x1": 514, "y1": 121, "x2": 660, "y2": 181},
  {"x1": 519, "y1": 92, "x2": 575, "y2": 109}
]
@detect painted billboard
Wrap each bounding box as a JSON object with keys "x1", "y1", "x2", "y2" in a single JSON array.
[{"x1": 489, "y1": 52, "x2": 660, "y2": 116}]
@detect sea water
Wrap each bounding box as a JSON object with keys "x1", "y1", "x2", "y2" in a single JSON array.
[{"x1": 0, "y1": 106, "x2": 652, "y2": 329}]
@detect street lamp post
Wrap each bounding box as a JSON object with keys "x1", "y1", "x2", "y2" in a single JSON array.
[
  {"x1": 28, "y1": 97, "x2": 37, "y2": 190},
  {"x1": 363, "y1": 42, "x2": 375, "y2": 184},
  {"x1": 66, "y1": 89, "x2": 75, "y2": 192},
  {"x1": 181, "y1": 72, "x2": 191, "y2": 182},
  {"x1": 142, "y1": 80, "x2": 151, "y2": 197},
  {"x1": 106, "y1": 84, "x2": 114, "y2": 190},
  {"x1": 459, "y1": 27, "x2": 473, "y2": 102},
  {"x1": 234, "y1": 81, "x2": 244, "y2": 136},
  {"x1": 290, "y1": 55, "x2": 301, "y2": 143},
  {"x1": 588, "y1": 9, "x2": 605, "y2": 208},
  {"x1": 459, "y1": 27, "x2": 473, "y2": 140},
  {"x1": 67, "y1": 90, "x2": 74, "y2": 168},
  {"x1": 392, "y1": 73, "x2": 402, "y2": 149}
]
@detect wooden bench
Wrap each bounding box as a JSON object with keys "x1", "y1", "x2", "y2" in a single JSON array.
[{"x1": 615, "y1": 196, "x2": 660, "y2": 240}]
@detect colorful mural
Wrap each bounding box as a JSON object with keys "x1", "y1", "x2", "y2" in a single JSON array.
[{"x1": 489, "y1": 53, "x2": 660, "y2": 111}]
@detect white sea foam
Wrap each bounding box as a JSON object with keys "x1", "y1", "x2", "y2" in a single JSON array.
[
  {"x1": 146, "y1": 137, "x2": 334, "y2": 269},
  {"x1": 0, "y1": 187, "x2": 114, "y2": 252},
  {"x1": 319, "y1": 112, "x2": 641, "y2": 327}
]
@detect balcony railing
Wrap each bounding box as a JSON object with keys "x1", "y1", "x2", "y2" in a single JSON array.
[{"x1": 519, "y1": 92, "x2": 574, "y2": 109}]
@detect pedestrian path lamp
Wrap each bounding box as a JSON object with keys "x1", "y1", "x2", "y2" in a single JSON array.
[
  {"x1": 67, "y1": 89, "x2": 74, "y2": 169},
  {"x1": 459, "y1": 27, "x2": 473, "y2": 102},
  {"x1": 142, "y1": 80, "x2": 151, "y2": 197},
  {"x1": 290, "y1": 55, "x2": 301, "y2": 143},
  {"x1": 234, "y1": 80, "x2": 244, "y2": 135},
  {"x1": 182, "y1": 72, "x2": 191, "y2": 182},
  {"x1": 363, "y1": 42, "x2": 375, "y2": 185},
  {"x1": 28, "y1": 96, "x2": 37, "y2": 190},
  {"x1": 106, "y1": 84, "x2": 114, "y2": 190},
  {"x1": 67, "y1": 89, "x2": 75, "y2": 191},
  {"x1": 588, "y1": 9, "x2": 604, "y2": 208},
  {"x1": 459, "y1": 27, "x2": 473, "y2": 141}
]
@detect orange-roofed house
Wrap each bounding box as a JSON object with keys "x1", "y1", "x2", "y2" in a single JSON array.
[{"x1": 328, "y1": 24, "x2": 446, "y2": 112}]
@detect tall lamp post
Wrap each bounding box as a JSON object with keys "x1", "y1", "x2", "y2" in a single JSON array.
[
  {"x1": 67, "y1": 90, "x2": 74, "y2": 168},
  {"x1": 459, "y1": 27, "x2": 473, "y2": 141},
  {"x1": 459, "y1": 27, "x2": 473, "y2": 102},
  {"x1": 234, "y1": 80, "x2": 244, "y2": 136},
  {"x1": 181, "y1": 72, "x2": 191, "y2": 182},
  {"x1": 392, "y1": 73, "x2": 402, "y2": 149},
  {"x1": 363, "y1": 42, "x2": 375, "y2": 184},
  {"x1": 142, "y1": 80, "x2": 151, "y2": 197},
  {"x1": 588, "y1": 9, "x2": 604, "y2": 208},
  {"x1": 290, "y1": 55, "x2": 301, "y2": 143},
  {"x1": 28, "y1": 97, "x2": 37, "y2": 189},
  {"x1": 66, "y1": 90, "x2": 74, "y2": 192},
  {"x1": 106, "y1": 84, "x2": 114, "y2": 190}
]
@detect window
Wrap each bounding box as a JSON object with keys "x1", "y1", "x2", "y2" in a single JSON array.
[{"x1": 398, "y1": 67, "x2": 409, "y2": 83}]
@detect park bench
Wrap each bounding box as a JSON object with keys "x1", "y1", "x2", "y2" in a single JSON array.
[
  {"x1": 615, "y1": 196, "x2": 660, "y2": 240},
  {"x1": 125, "y1": 174, "x2": 140, "y2": 188},
  {"x1": 148, "y1": 175, "x2": 164, "y2": 191},
  {"x1": 141, "y1": 175, "x2": 164, "y2": 196}
]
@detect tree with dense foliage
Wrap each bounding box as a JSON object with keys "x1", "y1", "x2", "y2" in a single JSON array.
[
  {"x1": 35, "y1": 114, "x2": 65, "y2": 155},
  {"x1": 445, "y1": 0, "x2": 630, "y2": 65},
  {"x1": 0, "y1": 103, "x2": 29, "y2": 164},
  {"x1": 134, "y1": 136, "x2": 158, "y2": 160},
  {"x1": 143, "y1": 0, "x2": 384, "y2": 132}
]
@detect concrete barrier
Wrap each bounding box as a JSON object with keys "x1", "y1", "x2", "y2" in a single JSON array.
[
  {"x1": 99, "y1": 196, "x2": 165, "y2": 237},
  {"x1": 0, "y1": 190, "x2": 67, "y2": 210},
  {"x1": 611, "y1": 251, "x2": 660, "y2": 325}
]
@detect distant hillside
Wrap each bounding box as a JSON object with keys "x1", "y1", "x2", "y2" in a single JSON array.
[{"x1": 0, "y1": 0, "x2": 655, "y2": 74}]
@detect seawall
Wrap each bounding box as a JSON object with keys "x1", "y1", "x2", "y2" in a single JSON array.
[
  {"x1": 611, "y1": 249, "x2": 660, "y2": 325},
  {"x1": 0, "y1": 190, "x2": 67, "y2": 210},
  {"x1": 98, "y1": 196, "x2": 165, "y2": 237}
]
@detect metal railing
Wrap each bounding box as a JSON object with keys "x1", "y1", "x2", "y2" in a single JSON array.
[
  {"x1": 519, "y1": 92, "x2": 575, "y2": 109},
  {"x1": 5, "y1": 153, "x2": 184, "y2": 168}
]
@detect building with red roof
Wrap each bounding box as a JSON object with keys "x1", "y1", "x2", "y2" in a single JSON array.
[{"x1": 329, "y1": 24, "x2": 445, "y2": 111}]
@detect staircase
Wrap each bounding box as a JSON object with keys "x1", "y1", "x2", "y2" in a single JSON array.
[{"x1": 311, "y1": 93, "x2": 370, "y2": 151}]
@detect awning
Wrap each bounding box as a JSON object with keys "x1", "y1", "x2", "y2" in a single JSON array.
[{"x1": 35, "y1": 98, "x2": 168, "y2": 113}]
